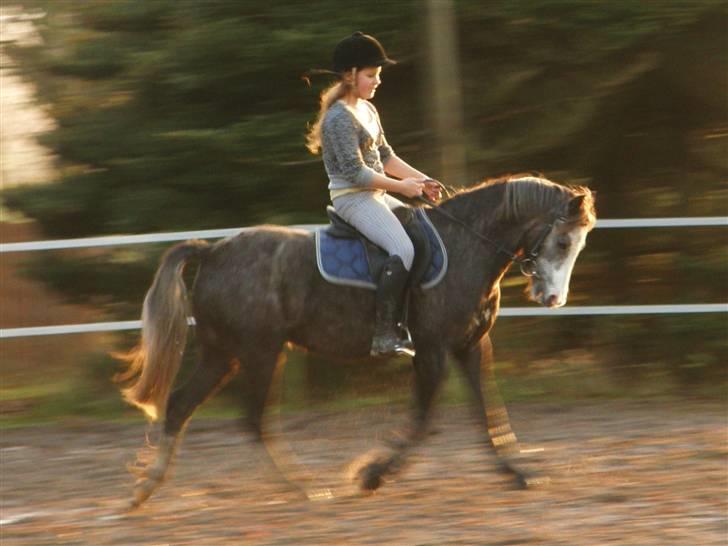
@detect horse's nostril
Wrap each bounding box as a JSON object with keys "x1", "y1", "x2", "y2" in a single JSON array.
[{"x1": 546, "y1": 294, "x2": 558, "y2": 307}]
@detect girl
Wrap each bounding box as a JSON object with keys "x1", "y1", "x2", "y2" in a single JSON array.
[{"x1": 306, "y1": 31, "x2": 441, "y2": 357}]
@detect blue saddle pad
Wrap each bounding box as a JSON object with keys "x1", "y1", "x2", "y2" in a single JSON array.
[{"x1": 315, "y1": 208, "x2": 447, "y2": 290}]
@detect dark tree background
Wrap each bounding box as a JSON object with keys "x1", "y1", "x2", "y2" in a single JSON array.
[{"x1": 4, "y1": 0, "x2": 726, "y2": 404}]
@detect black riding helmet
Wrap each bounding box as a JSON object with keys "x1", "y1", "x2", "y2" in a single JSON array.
[{"x1": 333, "y1": 31, "x2": 397, "y2": 73}]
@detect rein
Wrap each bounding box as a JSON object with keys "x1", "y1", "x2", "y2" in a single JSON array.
[{"x1": 416, "y1": 185, "x2": 563, "y2": 278}]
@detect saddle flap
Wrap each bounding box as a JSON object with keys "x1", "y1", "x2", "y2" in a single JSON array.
[{"x1": 401, "y1": 210, "x2": 432, "y2": 289}]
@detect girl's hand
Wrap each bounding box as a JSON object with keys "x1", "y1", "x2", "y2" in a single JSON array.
[
  {"x1": 398, "y1": 177, "x2": 425, "y2": 198},
  {"x1": 423, "y1": 179, "x2": 443, "y2": 202}
]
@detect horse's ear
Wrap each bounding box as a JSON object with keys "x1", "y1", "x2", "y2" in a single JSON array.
[{"x1": 567, "y1": 195, "x2": 585, "y2": 217}]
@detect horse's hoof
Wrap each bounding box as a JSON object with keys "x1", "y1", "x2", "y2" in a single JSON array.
[
  {"x1": 130, "y1": 488, "x2": 151, "y2": 508},
  {"x1": 131, "y1": 476, "x2": 160, "y2": 508},
  {"x1": 524, "y1": 473, "x2": 551, "y2": 488},
  {"x1": 514, "y1": 472, "x2": 550, "y2": 489},
  {"x1": 357, "y1": 463, "x2": 385, "y2": 491}
]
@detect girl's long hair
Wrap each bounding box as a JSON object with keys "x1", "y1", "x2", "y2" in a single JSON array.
[{"x1": 305, "y1": 72, "x2": 354, "y2": 154}]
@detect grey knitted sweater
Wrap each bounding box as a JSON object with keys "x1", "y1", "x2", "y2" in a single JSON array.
[{"x1": 321, "y1": 100, "x2": 394, "y2": 191}]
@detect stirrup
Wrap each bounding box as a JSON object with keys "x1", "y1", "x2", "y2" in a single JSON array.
[
  {"x1": 370, "y1": 342, "x2": 415, "y2": 358},
  {"x1": 396, "y1": 323, "x2": 416, "y2": 357},
  {"x1": 370, "y1": 326, "x2": 416, "y2": 358}
]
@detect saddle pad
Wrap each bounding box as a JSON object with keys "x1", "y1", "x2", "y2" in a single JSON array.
[{"x1": 315, "y1": 208, "x2": 447, "y2": 290}]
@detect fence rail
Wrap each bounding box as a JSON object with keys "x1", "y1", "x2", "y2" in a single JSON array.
[
  {"x1": 2, "y1": 304, "x2": 727, "y2": 340},
  {"x1": 1, "y1": 217, "x2": 726, "y2": 254},
  {"x1": 1, "y1": 216, "x2": 726, "y2": 339}
]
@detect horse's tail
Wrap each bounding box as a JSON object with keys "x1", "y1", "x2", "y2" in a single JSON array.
[{"x1": 114, "y1": 239, "x2": 210, "y2": 421}]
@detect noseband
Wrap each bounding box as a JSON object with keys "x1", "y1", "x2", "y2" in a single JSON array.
[{"x1": 417, "y1": 194, "x2": 565, "y2": 279}]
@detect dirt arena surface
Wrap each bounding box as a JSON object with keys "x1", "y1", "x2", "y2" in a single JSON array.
[{"x1": 1, "y1": 401, "x2": 726, "y2": 545}]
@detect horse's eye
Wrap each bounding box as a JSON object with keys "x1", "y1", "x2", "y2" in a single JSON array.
[{"x1": 557, "y1": 240, "x2": 569, "y2": 251}]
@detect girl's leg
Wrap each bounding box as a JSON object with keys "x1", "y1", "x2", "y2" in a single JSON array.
[
  {"x1": 332, "y1": 191, "x2": 415, "y2": 356},
  {"x1": 333, "y1": 191, "x2": 414, "y2": 270},
  {"x1": 379, "y1": 192, "x2": 408, "y2": 211}
]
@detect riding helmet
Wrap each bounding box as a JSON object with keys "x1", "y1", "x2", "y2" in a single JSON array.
[{"x1": 333, "y1": 31, "x2": 397, "y2": 73}]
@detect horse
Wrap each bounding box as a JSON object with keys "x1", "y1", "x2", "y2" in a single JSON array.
[{"x1": 116, "y1": 175, "x2": 596, "y2": 508}]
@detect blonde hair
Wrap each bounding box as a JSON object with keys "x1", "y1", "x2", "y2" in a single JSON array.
[{"x1": 305, "y1": 69, "x2": 356, "y2": 154}]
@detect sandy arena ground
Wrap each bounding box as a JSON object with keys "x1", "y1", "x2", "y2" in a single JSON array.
[{"x1": 1, "y1": 402, "x2": 726, "y2": 545}]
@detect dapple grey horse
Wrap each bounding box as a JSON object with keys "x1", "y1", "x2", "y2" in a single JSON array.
[{"x1": 116, "y1": 175, "x2": 596, "y2": 507}]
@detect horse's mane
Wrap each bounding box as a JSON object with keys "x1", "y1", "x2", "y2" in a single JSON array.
[{"x1": 439, "y1": 174, "x2": 595, "y2": 226}]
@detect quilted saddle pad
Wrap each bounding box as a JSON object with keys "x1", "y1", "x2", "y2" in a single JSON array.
[{"x1": 315, "y1": 208, "x2": 447, "y2": 290}]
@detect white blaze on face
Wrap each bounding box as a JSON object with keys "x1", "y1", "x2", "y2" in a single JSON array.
[{"x1": 531, "y1": 224, "x2": 590, "y2": 308}]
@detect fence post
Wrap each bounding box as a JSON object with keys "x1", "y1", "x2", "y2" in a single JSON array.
[{"x1": 425, "y1": 0, "x2": 467, "y2": 186}]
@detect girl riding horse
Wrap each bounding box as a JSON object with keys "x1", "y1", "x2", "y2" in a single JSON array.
[{"x1": 306, "y1": 32, "x2": 441, "y2": 357}]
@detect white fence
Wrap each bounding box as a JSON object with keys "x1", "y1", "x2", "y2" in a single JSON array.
[
  {"x1": 2, "y1": 217, "x2": 726, "y2": 254},
  {"x1": 1, "y1": 216, "x2": 727, "y2": 339}
]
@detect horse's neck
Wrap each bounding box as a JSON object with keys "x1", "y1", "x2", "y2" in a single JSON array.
[
  {"x1": 433, "y1": 185, "x2": 515, "y2": 292},
  {"x1": 438, "y1": 183, "x2": 522, "y2": 250},
  {"x1": 442, "y1": 181, "x2": 560, "y2": 245},
  {"x1": 439, "y1": 184, "x2": 504, "y2": 232}
]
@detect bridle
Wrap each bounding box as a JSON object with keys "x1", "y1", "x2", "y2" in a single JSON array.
[
  {"x1": 516, "y1": 214, "x2": 564, "y2": 277},
  {"x1": 416, "y1": 189, "x2": 566, "y2": 278}
]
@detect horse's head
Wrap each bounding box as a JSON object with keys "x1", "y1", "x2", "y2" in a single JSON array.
[
  {"x1": 522, "y1": 188, "x2": 596, "y2": 308},
  {"x1": 438, "y1": 175, "x2": 596, "y2": 308}
]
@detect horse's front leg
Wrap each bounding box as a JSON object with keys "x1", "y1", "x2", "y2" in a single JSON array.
[
  {"x1": 355, "y1": 345, "x2": 447, "y2": 491},
  {"x1": 453, "y1": 333, "x2": 546, "y2": 488}
]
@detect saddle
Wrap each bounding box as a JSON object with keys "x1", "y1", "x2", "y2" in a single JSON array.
[{"x1": 315, "y1": 206, "x2": 447, "y2": 290}]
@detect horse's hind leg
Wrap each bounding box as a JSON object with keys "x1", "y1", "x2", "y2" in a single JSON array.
[
  {"x1": 453, "y1": 334, "x2": 545, "y2": 488},
  {"x1": 238, "y1": 345, "x2": 325, "y2": 498},
  {"x1": 130, "y1": 343, "x2": 238, "y2": 508},
  {"x1": 240, "y1": 346, "x2": 281, "y2": 441},
  {"x1": 356, "y1": 345, "x2": 447, "y2": 491}
]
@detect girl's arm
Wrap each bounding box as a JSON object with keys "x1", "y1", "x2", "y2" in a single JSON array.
[
  {"x1": 368, "y1": 170, "x2": 425, "y2": 198},
  {"x1": 383, "y1": 154, "x2": 428, "y2": 180},
  {"x1": 383, "y1": 155, "x2": 442, "y2": 201}
]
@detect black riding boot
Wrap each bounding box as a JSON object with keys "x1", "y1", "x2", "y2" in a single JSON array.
[{"x1": 370, "y1": 256, "x2": 415, "y2": 358}]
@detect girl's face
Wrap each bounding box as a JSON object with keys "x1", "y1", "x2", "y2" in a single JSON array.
[{"x1": 352, "y1": 66, "x2": 382, "y2": 100}]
